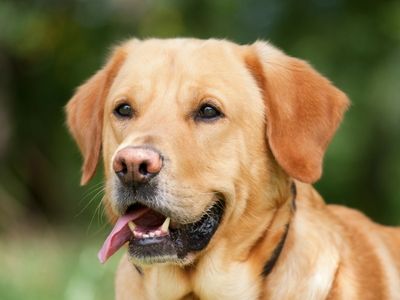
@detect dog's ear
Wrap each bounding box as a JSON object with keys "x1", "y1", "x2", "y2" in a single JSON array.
[
  {"x1": 245, "y1": 41, "x2": 349, "y2": 183},
  {"x1": 66, "y1": 47, "x2": 126, "y2": 185}
]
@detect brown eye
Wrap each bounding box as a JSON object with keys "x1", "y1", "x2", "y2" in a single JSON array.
[
  {"x1": 196, "y1": 104, "x2": 222, "y2": 121},
  {"x1": 114, "y1": 103, "x2": 133, "y2": 118}
]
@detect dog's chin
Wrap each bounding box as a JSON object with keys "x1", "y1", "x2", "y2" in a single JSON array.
[{"x1": 126, "y1": 200, "x2": 225, "y2": 266}]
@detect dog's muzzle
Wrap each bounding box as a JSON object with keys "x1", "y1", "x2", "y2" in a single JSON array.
[{"x1": 98, "y1": 146, "x2": 225, "y2": 264}]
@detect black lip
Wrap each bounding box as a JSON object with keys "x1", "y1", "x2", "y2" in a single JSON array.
[{"x1": 128, "y1": 200, "x2": 225, "y2": 262}]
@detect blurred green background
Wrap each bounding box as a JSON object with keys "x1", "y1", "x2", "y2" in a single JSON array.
[{"x1": 0, "y1": 0, "x2": 399, "y2": 299}]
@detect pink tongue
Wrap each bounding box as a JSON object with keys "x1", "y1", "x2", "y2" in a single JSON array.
[{"x1": 98, "y1": 208, "x2": 150, "y2": 264}]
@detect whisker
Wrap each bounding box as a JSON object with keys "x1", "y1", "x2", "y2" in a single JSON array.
[
  {"x1": 76, "y1": 185, "x2": 105, "y2": 218},
  {"x1": 79, "y1": 182, "x2": 104, "y2": 204},
  {"x1": 85, "y1": 191, "x2": 106, "y2": 232}
]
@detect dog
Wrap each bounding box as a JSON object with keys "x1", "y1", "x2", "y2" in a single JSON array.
[{"x1": 66, "y1": 38, "x2": 400, "y2": 299}]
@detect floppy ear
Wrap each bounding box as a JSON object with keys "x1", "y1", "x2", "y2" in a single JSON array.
[
  {"x1": 245, "y1": 41, "x2": 350, "y2": 183},
  {"x1": 66, "y1": 47, "x2": 126, "y2": 185}
]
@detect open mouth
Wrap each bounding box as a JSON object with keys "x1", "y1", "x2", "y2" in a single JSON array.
[{"x1": 98, "y1": 200, "x2": 224, "y2": 264}]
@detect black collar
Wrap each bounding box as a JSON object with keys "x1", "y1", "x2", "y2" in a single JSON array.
[{"x1": 261, "y1": 182, "x2": 296, "y2": 277}]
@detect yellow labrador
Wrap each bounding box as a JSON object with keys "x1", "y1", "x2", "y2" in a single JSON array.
[{"x1": 66, "y1": 38, "x2": 400, "y2": 299}]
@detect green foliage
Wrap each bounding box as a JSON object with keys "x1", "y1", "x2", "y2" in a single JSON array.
[{"x1": 0, "y1": 229, "x2": 120, "y2": 300}]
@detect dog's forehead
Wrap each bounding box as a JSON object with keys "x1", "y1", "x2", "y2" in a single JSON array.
[
  {"x1": 108, "y1": 39, "x2": 251, "y2": 98},
  {"x1": 124, "y1": 38, "x2": 239, "y2": 70}
]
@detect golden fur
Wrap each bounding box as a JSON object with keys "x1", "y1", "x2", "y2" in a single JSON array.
[{"x1": 66, "y1": 38, "x2": 400, "y2": 299}]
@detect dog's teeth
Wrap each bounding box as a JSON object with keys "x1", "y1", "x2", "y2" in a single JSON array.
[
  {"x1": 149, "y1": 232, "x2": 155, "y2": 238},
  {"x1": 128, "y1": 221, "x2": 136, "y2": 233},
  {"x1": 134, "y1": 231, "x2": 142, "y2": 238},
  {"x1": 155, "y1": 230, "x2": 162, "y2": 236},
  {"x1": 161, "y1": 217, "x2": 171, "y2": 232},
  {"x1": 143, "y1": 234, "x2": 149, "y2": 238}
]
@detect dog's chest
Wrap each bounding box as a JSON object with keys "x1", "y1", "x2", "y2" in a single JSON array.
[
  {"x1": 147, "y1": 253, "x2": 260, "y2": 300},
  {"x1": 191, "y1": 258, "x2": 260, "y2": 300}
]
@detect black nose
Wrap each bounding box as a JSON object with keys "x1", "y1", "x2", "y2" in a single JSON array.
[{"x1": 113, "y1": 147, "x2": 163, "y2": 186}]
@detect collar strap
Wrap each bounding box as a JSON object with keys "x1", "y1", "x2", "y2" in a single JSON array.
[
  {"x1": 261, "y1": 223, "x2": 290, "y2": 277},
  {"x1": 261, "y1": 182, "x2": 296, "y2": 277}
]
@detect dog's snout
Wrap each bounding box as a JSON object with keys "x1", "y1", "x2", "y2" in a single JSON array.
[{"x1": 113, "y1": 147, "x2": 163, "y2": 185}]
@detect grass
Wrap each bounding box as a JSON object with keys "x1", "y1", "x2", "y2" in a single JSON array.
[{"x1": 0, "y1": 226, "x2": 123, "y2": 300}]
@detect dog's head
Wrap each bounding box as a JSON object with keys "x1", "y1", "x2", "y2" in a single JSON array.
[{"x1": 66, "y1": 38, "x2": 348, "y2": 265}]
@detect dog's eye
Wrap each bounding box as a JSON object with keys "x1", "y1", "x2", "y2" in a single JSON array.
[
  {"x1": 114, "y1": 103, "x2": 133, "y2": 118},
  {"x1": 196, "y1": 104, "x2": 222, "y2": 121}
]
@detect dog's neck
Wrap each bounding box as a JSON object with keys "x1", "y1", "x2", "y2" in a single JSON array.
[
  {"x1": 244, "y1": 180, "x2": 295, "y2": 272},
  {"x1": 217, "y1": 174, "x2": 295, "y2": 263},
  {"x1": 261, "y1": 182, "x2": 295, "y2": 277}
]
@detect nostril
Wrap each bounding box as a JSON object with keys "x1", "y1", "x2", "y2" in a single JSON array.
[
  {"x1": 120, "y1": 160, "x2": 128, "y2": 175},
  {"x1": 115, "y1": 158, "x2": 128, "y2": 182},
  {"x1": 138, "y1": 162, "x2": 148, "y2": 176}
]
